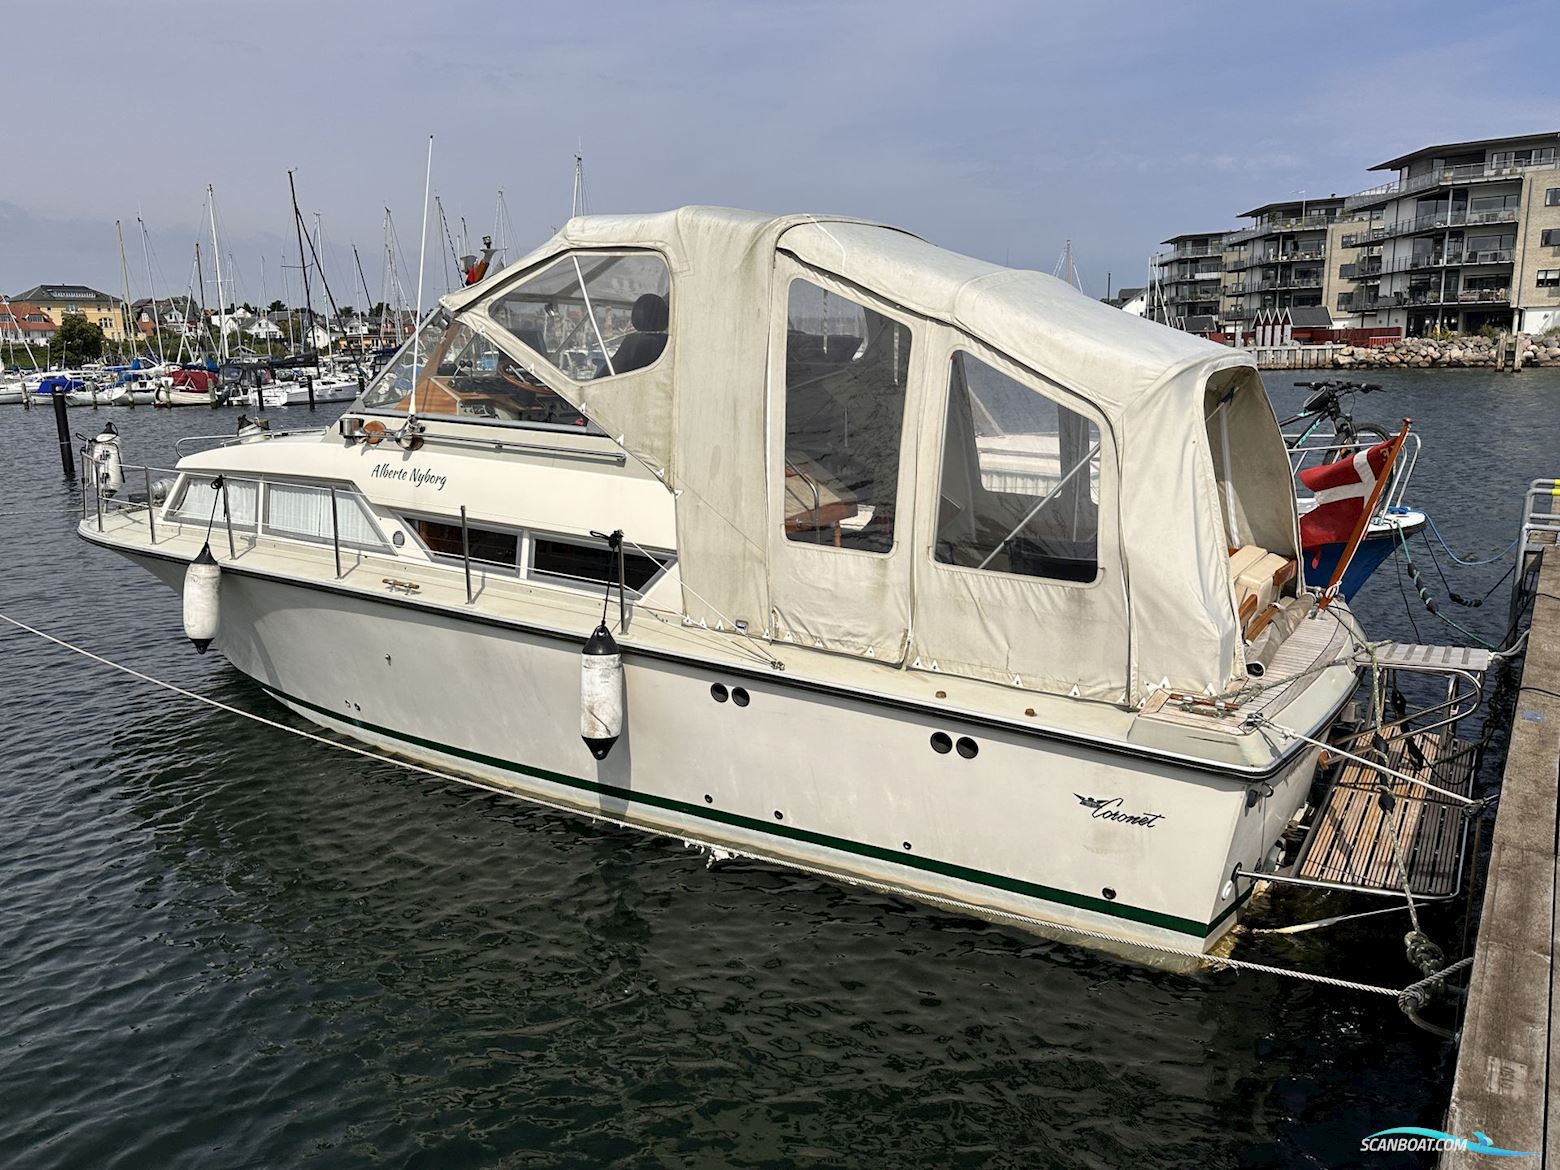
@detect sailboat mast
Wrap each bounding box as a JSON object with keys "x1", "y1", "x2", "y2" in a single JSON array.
[
  {"x1": 195, "y1": 240, "x2": 211, "y2": 360},
  {"x1": 379, "y1": 208, "x2": 393, "y2": 343},
  {"x1": 207, "y1": 186, "x2": 228, "y2": 361},
  {"x1": 353, "y1": 244, "x2": 373, "y2": 356},
  {"x1": 258, "y1": 255, "x2": 267, "y2": 356},
  {"x1": 411, "y1": 134, "x2": 435, "y2": 422},
  {"x1": 116, "y1": 220, "x2": 135, "y2": 361},
  {"x1": 288, "y1": 170, "x2": 316, "y2": 359},
  {"x1": 138, "y1": 217, "x2": 166, "y2": 365},
  {"x1": 572, "y1": 154, "x2": 584, "y2": 218}
]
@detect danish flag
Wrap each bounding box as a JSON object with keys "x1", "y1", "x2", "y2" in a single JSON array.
[{"x1": 1297, "y1": 439, "x2": 1395, "y2": 551}]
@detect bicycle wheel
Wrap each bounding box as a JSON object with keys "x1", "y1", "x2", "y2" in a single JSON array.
[{"x1": 1322, "y1": 420, "x2": 1391, "y2": 462}]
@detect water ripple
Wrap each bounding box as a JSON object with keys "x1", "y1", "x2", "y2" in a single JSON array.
[{"x1": 2, "y1": 379, "x2": 1550, "y2": 1167}]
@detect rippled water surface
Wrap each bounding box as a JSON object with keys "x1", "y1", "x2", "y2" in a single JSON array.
[{"x1": 2, "y1": 372, "x2": 1556, "y2": 1169}]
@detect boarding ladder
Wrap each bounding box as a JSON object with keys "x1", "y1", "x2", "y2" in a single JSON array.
[{"x1": 1280, "y1": 642, "x2": 1490, "y2": 900}]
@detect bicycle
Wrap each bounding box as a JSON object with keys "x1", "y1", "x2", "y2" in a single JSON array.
[{"x1": 1281, "y1": 380, "x2": 1391, "y2": 460}]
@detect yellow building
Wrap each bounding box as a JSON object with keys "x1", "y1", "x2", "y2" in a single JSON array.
[{"x1": 11, "y1": 283, "x2": 130, "y2": 343}]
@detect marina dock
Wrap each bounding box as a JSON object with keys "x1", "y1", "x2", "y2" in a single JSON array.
[{"x1": 1443, "y1": 511, "x2": 1560, "y2": 1166}]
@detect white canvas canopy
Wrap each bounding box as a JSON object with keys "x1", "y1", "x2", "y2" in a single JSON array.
[{"x1": 446, "y1": 207, "x2": 1297, "y2": 704}]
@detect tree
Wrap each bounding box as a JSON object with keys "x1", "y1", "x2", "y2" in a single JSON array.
[
  {"x1": 268, "y1": 299, "x2": 286, "y2": 313},
  {"x1": 51, "y1": 315, "x2": 104, "y2": 365}
]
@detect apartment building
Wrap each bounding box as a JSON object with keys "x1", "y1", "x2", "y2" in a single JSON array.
[
  {"x1": 1152, "y1": 232, "x2": 1225, "y2": 328},
  {"x1": 11, "y1": 283, "x2": 130, "y2": 342},
  {"x1": 1337, "y1": 132, "x2": 1560, "y2": 336},
  {"x1": 1219, "y1": 197, "x2": 1349, "y2": 328}
]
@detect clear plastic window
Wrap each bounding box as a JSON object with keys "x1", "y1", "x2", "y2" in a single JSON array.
[
  {"x1": 781, "y1": 279, "x2": 910, "y2": 553},
  {"x1": 356, "y1": 309, "x2": 590, "y2": 427},
  {"x1": 487, "y1": 252, "x2": 670, "y2": 382},
  {"x1": 934, "y1": 352, "x2": 1100, "y2": 583}
]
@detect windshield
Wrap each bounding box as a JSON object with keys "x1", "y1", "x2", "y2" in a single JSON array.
[
  {"x1": 485, "y1": 251, "x2": 670, "y2": 382},
  {"x1": 354, "y1": 309, "x2": 592, "y2": 428}
]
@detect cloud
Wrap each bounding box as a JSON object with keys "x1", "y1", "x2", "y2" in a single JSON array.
[{"x1": 2, "y1": 0, "x2": 1556, "y2": 305}]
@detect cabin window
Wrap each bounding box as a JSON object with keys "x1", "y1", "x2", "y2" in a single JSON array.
[
  {"x1": 781, "y1": 279, "x2": 911, "y2": 553},
  {"x1": 266, "y1": 482, "x2": 388, "y2": 550},
  {"x1": 411, "y1": 517, "x2": 519, "y2": 569},
  {"x1": 168, "y1": 475, "x2": 259, "y2": 529},
  {"x1": 530, "y1": 535, "x2": 666, "y2": 595},
  {"x1": 356, "y1": 309, "x2": 592, "y2": 429},
  {"x1": 933, "y1": 352, "x2": 1100, "y2": 583},
  {"x1": 487, "y1": 251, "x2": 671, "y2": 383}
]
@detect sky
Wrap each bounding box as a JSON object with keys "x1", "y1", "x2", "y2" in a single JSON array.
[{"x1": 3, "y1": 0, "x2": 1557, "y2": 311}]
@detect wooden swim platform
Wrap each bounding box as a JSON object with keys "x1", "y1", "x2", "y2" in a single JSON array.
[{"x1": 1297, "y1": 727, "x2": 1477, "y2": 898}]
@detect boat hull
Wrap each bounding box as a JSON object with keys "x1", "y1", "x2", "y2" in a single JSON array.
[
  {"x1": 115, "y1": 545, "x2": 1322, "y2": 956},
  {"x1": 1304, "y1": 509, "x2": 1426, "y2": 600}
]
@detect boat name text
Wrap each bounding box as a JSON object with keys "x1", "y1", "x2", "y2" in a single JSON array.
[
  {"x1": 1074, "y1": 794, "x2": 1165, "y2": 828},
  {"x1": 370, "y1": 463, "x2": 448, "y2": 491}
]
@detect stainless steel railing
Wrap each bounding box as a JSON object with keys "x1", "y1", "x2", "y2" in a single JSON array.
[{"x1": 1284, "y1": 430, "x2": 1422, "y2": 519}]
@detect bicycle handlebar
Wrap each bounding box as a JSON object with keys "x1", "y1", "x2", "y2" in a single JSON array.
[{"x1": 1292, "y1": 380, "x2": 1381, "y2": 393}]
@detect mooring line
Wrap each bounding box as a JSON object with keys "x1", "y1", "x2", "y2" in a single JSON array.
[{"x1": 0, "y1": 609, "x2": 1460, "y2": 1002}]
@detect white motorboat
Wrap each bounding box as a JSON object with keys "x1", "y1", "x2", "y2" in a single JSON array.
[
  {"x1": 83, "y1": 207, "x2": 1486, "y2": 958},
  {"x1": 260, "y1": 373, "x2": 363, "y2": 407}
]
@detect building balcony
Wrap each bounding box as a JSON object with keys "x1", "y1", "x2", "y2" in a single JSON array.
[
  {"x1": 1357, "y1": 287, "x2": 1511, "y2": 311},
  {"x1": 1341, "y1": 206, "x2": 1519, "y2": 247},
  {"x1": 1343, "y1": 157, "x2": 1556, "y2": 212},
  {"x1": 1159, "y1": 270, "x2": 1224, "y2": 285},
  {"x1": 1225, "y1": 248, "x2": 1326, "y2": 271},
  {"x1": 1253, "y1": 277, "x2": 1323, "y2": 293},
  {"x1": 1223, "y1": 283, "x2": 1247, "y2": 296},
  {"x1": 1222, "y1": 214, "x2": 1336, "y2": 244},
  {"x1": 1344, "y1": 250, "x2": 1513, "y2": 279},
  {"x1": 1163, "y1": 244, "x2": 1224, "y2": 260}
]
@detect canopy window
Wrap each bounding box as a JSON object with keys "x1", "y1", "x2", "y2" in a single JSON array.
[
  {"x1": 908, "y1": 334, "x2": 1127, "y2": 700},
  {"x1": 487, "y1": 251, "x2": 671, "y2": 382},
  {"x1": 1201, "y1": 365, "x2": 1297, "y2": 562},
  {"x1": 781, "y1": 278, "x2": 912, "y2": 554},
  {"x1": 356, "y1": 309, "x2": 590, "y2": 428},
  {"x1": 935, "y1": 351, "x2": 1100, "y2": 584},
  {"x1": 767, "y1": 258, "x2": 925, "y2": 663}
]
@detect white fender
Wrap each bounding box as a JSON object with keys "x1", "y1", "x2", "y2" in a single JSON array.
[
  {"x1": 182, "y1": 542, "x2": 221, "y2": 654},
  {"x1": 580, "y1": 623, "x2": 624, "y2": 759},
  {"x1": 87, "y1": 422, "x2": 124, "y2": 496}
]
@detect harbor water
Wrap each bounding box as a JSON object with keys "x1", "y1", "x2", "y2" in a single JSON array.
[{"x1": 1, "y1": 370, "x2": 1556, "y2": 1169}]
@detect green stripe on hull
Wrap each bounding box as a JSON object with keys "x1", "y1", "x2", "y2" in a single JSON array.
[{"x1": 262, "y1": 683, "x2": 1249, "y2": 940}]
